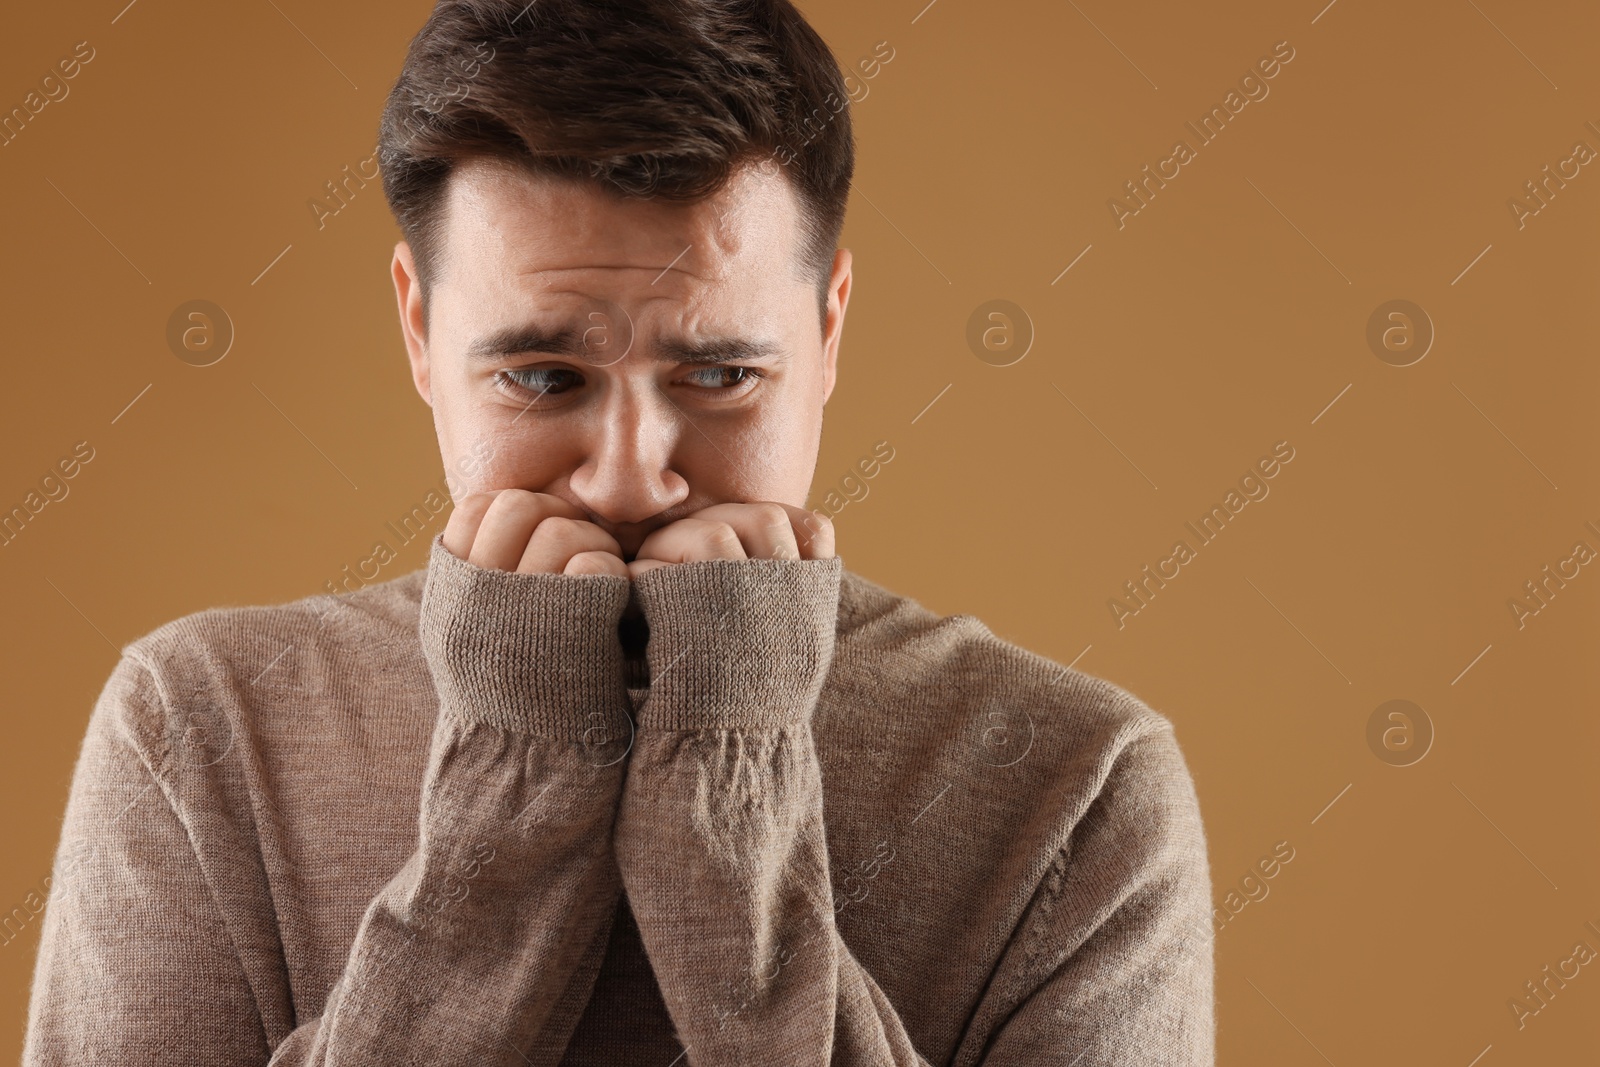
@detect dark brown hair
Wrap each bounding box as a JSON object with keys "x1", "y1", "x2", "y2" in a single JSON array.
[{"x1": 378, "y1": 0, "x2": 855, "y2": 331}]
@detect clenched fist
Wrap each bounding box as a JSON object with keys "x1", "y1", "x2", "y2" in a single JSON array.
[
  {"x1": 440, "y1": 491, "x2": 835, "y2": 580},
  {"x1": 441, "y1": 489, "x2": 629, "y2": 577},
  {"x1": 625, "y1": 502, "x2": 835, "y2": 579}
]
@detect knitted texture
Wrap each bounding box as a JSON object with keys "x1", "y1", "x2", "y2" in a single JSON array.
[
  {"x1": 630, "y1": 555, "x2": 842, "y2": 731},
  {"x1": 419, "y1": 532, "x2": 634, "y2": 742},
  {"x1": 22, "y1": 531, "x2": 1215, "y2": 1065}
]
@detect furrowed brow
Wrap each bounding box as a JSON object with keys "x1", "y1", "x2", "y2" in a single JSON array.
[
  {"x1": 465, "y1": 323, "x2": 789, "y2": 366},
  {"x1": 465, "y1": 324, "x2": 586, "y2": 362},
  {"x1": 654, "y1": 337, "x2": 789, "y2": 365}
]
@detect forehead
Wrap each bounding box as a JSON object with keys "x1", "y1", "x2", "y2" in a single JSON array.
[{"x1": 435, "y1": 156, "x2": 802, "y2": 300}]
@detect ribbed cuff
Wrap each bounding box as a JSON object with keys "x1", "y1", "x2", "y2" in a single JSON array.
[
  {"x1": 631, "y1": 556, "x2": 842, "y2": 731},
  {"x1": 418, "y1": 532, "x2": 633, "y2": 741}
]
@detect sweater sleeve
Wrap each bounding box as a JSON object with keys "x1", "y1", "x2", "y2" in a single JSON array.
[
  {"x1": 612, "y1": 559, "x2": 1215, "y2": 1067},
  {"x1": 975, "y1": 724, "x2": 1216, "y2": 1065},
  {"x1": 612, "y1": 555, "x2": 934, "y2": 1066},
  {"x1": 23, "y1": 533, "x2": 637, "y2": 1066}
]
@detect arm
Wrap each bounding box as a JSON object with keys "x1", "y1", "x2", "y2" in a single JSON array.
[
  {"x1": 24, "y1": 533, "x2": 636, "y2": 1066},
  {"x1": 612, "y1": 557, "x2": 1214, "y2": 1066},
  {"x1": 971, "y1": 725, "x2": 1215, "y2": 1065},
  {"x1": 612, "y1": 555, "x2": 931, "y2": 1066},
  {"x1": 23, "y1": 652, "x2": 275, "y2": 1065}
]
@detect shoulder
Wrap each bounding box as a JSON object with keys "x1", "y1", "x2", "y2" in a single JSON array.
[
  {"x1": 835, "y1": 566, "x2": 1177, "y2": 744},
  {"x1": 121, "y1": 564, "x2": 426, "y2": 677},
  {"x1": 832, "y1": 566, "x2": 1202, "y2": 848},
  {"x1": 98, "y1": 566, "x2": 428, "y2": 770}
]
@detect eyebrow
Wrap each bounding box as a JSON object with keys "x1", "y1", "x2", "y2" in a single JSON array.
[{"x1": 464, "y1": 323, "x2": 789, "y2": 366}]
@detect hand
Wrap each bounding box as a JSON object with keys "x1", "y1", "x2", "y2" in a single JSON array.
[
  {"x1": 625, "y1": 501, "x2": 835, "y2": 580},
  {"x1": 441, "y1": 489, "x2": 628, "y2": 577}
]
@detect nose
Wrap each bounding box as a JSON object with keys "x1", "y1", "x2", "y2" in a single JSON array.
[{"x1": 565, "y1": 386, "x2": 690, "y2": 530}]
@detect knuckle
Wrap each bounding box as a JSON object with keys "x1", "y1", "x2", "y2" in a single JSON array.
[
  {"x1": 496, "y1": 489, "x2": 577, "y2": 520},
  {"x1": 487, "y1": 487, "x2": 540, "y2": 517},
  {"x1": 456, "y1": 489, "x2": 498, "y2": 514},
  {"x1": 564, "y1": 550, "x2": 618, "y2": 576},
  {"x1": 754, "y1": 501, "x2": 792, "y2": 529},
  {"x1": 708, "y1": 521, "x2": 743, "y2": 548},
  {"x1": 536, "y1": 516, "x2": 618, "y2": 553},
  {"x1": 533, "y1": 515, "x2": 584, "y2": 544}
]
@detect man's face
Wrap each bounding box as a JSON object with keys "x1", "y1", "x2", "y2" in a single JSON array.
[{"x1": 392, "y1": 156, "x2": 852, "y2": 561}]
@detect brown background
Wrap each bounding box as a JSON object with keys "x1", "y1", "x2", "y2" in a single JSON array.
[{"x1": 3, "y1": 0, "x2": 1596, "y2": 1061}]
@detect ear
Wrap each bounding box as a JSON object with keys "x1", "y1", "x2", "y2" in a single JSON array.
[
  {"x1": 392, "y1": 241, "x2": 431, "y2": 406},
  {"x1": 820, "y1": 247, "x2": 851, "y2": 405}
]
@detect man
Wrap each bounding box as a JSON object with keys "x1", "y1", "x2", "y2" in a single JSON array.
[{"x1": 23, "y1": 0, "x2": 1214, "y2": 1063}]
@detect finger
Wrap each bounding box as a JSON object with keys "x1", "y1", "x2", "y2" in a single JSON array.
[
  {"x1": 690, "y1": 502, "x2": 834, "y2": 560},
  {"x1": 626, "y1": 558, "x2": 673, "y2": 580},
  {"x1": 632, "y1": 517, "x2": 748, "y2": 565},
  {"x1": 469, "y1": 490, "x2": 586, "y2": 572},
  {"x1": 441, "y1": 489, "x2": 500, "y2": 560},
  {"x1": 565, "y1": 549, "x2": 630, "y2": 578},
  {"x1": 793, "y1": 507, "x2": 835, "y2": 560},
  {"x1": 682, "y1": 502, "x2": 802, "y2": 561},
  {"x1": 518, "y1": 516, "x2": 624, "y2": 575}
]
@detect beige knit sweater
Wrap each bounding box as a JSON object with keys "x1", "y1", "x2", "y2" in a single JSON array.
[{"x1": 23, "y1": 532, "x2": 1214, "y2": 1065}]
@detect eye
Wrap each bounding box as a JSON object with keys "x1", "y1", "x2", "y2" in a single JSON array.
[
  {"x1": 491, "y1": 362, "x2": 769, "y2": 406},
  {"x1": 683, "y1": 365, "x2": 767, "y2": 392},
  {"x1": 493, "y1": 366, "x2": 583, "y2": 400}
]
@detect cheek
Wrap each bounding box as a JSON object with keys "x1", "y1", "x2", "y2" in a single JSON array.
[
  {"x1": 431, "y1": 389, "x2": 540, "y2": 496},
  {"x1": 712, "y1": 385, "x2": 822, "y2": 501},
  {"x1": 472, "y1": 424, "x2": 577, "y2": 493}
]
